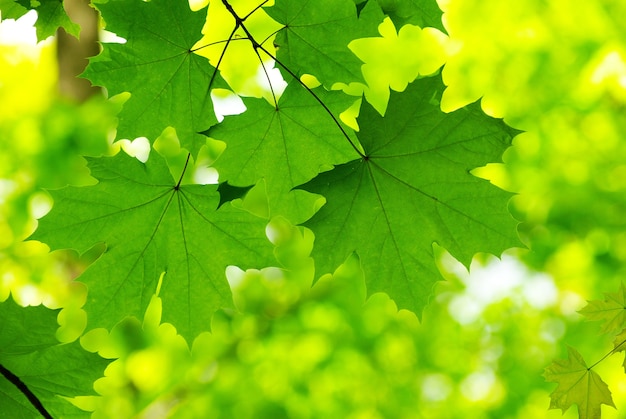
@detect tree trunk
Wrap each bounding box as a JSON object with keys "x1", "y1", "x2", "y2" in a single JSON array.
[{"x1": 56, "y1": 0, "x2": 100, "y2": 102}]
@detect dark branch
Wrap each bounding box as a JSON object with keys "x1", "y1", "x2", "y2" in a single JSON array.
[
  {"x1": 243, "y1": 0, "x2": 271, "y2": 21},
  {"x1": 221, "y1": 0, "x2": 365, "y2": 158},
  {"x1": 255, "y1": 43, "x2": 365, "y2": 158},
  {"x1": 0, "y1": 363, "x2": 53, "y2": 419},
  {"x1": 190, "y1": 36, "x2": 250, "y2": 54}
]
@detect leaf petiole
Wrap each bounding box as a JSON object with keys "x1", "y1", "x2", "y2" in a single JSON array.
[
  {"x1": 175, "y1": 153, "x2": 192, "y2": 190},
  {"x1": 589, "y1": 337, "x2": 626, "y2": 370}
]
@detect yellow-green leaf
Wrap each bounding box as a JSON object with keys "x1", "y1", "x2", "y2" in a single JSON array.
[
  {"x1": 544, "y1": 347, "x2": 615, "y2": 419},
  {"x1": 579, "y1": 283, "x2": 626, "y2": 335}
]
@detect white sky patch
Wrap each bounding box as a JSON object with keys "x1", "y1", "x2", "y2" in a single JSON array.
[
  {"x1": 0, "y1": 10, "x2": 38, "y2": 46},
  {"x1": 255, "y1": 61, "x2": 287, "y2": 99},
  {"x1": 0, "y1": 179, "x2": 17, "y2": 204},
  {"x1": 28, "y1": 191, "x2": 52, "y2": 219},
  {"x1": 193, "y1": 166, "x2": 218, "y2": 184},
  {"x1": 265, "y1": 222, "x2": 281, "y2": 246},
  {"x1": 225, "y1": 265, "x2": 245, "y2": 289},
  {"x1": 100, "y1": 29, "x2": 126, "y2": 44},
  {"x1": 446, "y1": 254, "x2": 559, "y2": 324},
  {"x1": 15, "y1": 284, "x2": 42, "y2": 306},
  {"x1": 460, "y1": 368, "x2": 498, "y2": 402},
  {"x1": 521, "y1": 273, "x2": 558, "y2": 309},
  {"x1": 421, "y1": 373, "x2": 453, "y2": 402},
  {"x1": 591, "y1": 50, "x2": 626, "y2": 88},
  {"x1": 558, "y1": 290, "x2": 586, "y2": 316},
  {"x1": 448, "y1": 295, "x2": 482, "y2": 325},
  {"x1": 211, "y1": 89, "x2": 246, "y2": 122},
  {"x1": 119, "y1": 137, "x2": 151, "y2": 162}
]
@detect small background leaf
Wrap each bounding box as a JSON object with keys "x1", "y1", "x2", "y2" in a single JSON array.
[
  {"x1": 544, "y1": 347, "x2": 615, "y2": 419},
  {"x1": 579, "y1": 283, "x2": 626, "y2": 336}
]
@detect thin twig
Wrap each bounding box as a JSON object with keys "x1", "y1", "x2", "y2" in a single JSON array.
[
  {"x1": 243, "y1": 0, "x2": 271, "y2": 21},
  {"x1": 190, "y1": 36, "x2": 250, "y2": 54},
  {"x1": 221, "y1": 0, "x2": 365, "y2": 158},
  {"x1": 589, "y1": 337, "x2": 626, "y2": 370},
  {"x1": 0, "y1": 363, "x2": 53, "y2": 419},
  {"x1": 256, "y1": 43, "x2": 364, "y2": 158}
]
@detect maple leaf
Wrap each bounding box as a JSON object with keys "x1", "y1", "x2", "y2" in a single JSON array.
[
  {"x1": 31, "y1": 152, "x2": 274, "y2": 340},
  {"x1": 579, "y1": 283, "x2": 626, "y2": 335},
  {"x1": 297, "y1": 74, "x2": 521, "y2": 314},
  {"x1": 30, "y1": 0, "x2": 79, "y2": 40},
  {"x1": 1, "y1": 0, "x2": 79, "y2": 41},
  {"x1": 0, "y1": 298, "x2": 108, "y2": 418},
  {"x1": 193, "y1": 0, "x2": 283, "y2": 100},
  {"x1": 0, "y1": 0, "x2": 29, "y2": 21},
  {"x1": 266, "y1": 0, "x2": 384, "y2": 87},
  {"x1": 375, "y1": 0, "x2": 446, "y2": 32},
  {"x1": 205, "y1": 81, "x2": 359, "y2": 223},
  {"x1": 544, "y1": 347, "x2": 615, "y2": 419},
  {"x1": 83, "y1": 0, "x2": 225, "y2": 156}
]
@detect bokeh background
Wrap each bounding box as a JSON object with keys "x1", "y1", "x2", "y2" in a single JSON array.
[{"x1": 1, "y1": 0, "x2": 626, "y2": 417}]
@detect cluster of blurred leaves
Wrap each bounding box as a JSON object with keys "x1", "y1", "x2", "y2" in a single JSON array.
[
  {"x1": 439, "y1": 0, "x2": 626, "y2": 415},
  {"x1": 0, "y1": 19, "x2": 113, "y2": 325},
  {"x1": 440, "y1": 0, "x2": 626, "y2": 292},
  {"x1": 2, "y1": 0, "x2": 626, "y2": 417},
  {"x1": 72, "y1": 222, "x2": 574, "y2": 418}
]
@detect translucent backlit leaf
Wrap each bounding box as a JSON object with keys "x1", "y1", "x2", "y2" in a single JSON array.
[
  {"x1": 84, "y1": 0, "x2": 225, "y2": 155},
  {"x1": 579, "y1": 283, "x2": 626, "y2": 335},
  {"x1": 31, "y1": 152, "x2": 273, "y2": 340},
  {"x1": 544, "y1": 347, "x2": 615, "y2": 419},
  {"x1": 0, "y1": 298, "x2": 108, "y2": 418},
  {"x1": 1, "y1": 0, "x2": 79, "y2": 40},
  {"x1": 206, "y1": 81, "x2": 358, "y2": 223},
  {"x1": 376, "y1": 0, "x2": 445, "y2": 32},
  {"x1": 266, "y1": 0, "x2": 384, "y2": 86},
  {"x1": 298, "y1": 74, "x2": 520, "y2": 314}
]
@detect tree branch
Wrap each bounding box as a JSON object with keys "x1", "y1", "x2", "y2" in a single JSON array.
[{"x1": 0, "y1": 363, "x2": 53, "y2": 419}]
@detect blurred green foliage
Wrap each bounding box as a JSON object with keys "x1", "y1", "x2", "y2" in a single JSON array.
[
  {"x1": 0, "y1": 29, "x2": 113, "y2": 317},
  {"x1": 75, "y1": 227, "x2": 579, "y2": 418},
  {"x1": 2, "y1": 0, "x2": 626, "y2": 417},
  {"x1": 440, "y1": 0, "x2": 626, "y2": 292}
]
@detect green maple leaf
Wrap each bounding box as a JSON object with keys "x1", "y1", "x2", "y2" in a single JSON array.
[
  {"x1": 544, "y1": 347, "x2": 615, "y2": 419},
  {"x1": 266, "y1": 0, "x2": 384, "y2": 87},
  {"x1": 297, "y1": 74, "x2": 520, "y2": 314},
  {"x1": 32, "y1": 0, "x2": 79, "y2": 40},
  {"x1": 353, "y1": 0, "x2": 445, "y2": 32},
  {"x1": 205, "y1": 82, "x2": 359, "y2": 223},
  {"x1": 376, "y1": 0, "x2": 445, "y2": 32},
  {"x1": 0, "y1": 298, "x2": 108, "y2": 418},
  {"x1": 83, "y1": 0, "x2": 224, "y2": 156},
  {"x1": 31, "y1": 152, "x2": 273, "y2": 340},
  {"x1": 579, "y1": 283, "x2": 626, "y2": 335},
  {"x1": 0, "y1": 0, "x2": 29, "y2": 21},
  {"x1": 1, "y1": 0, "x2": 79, "y2": 41}
]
